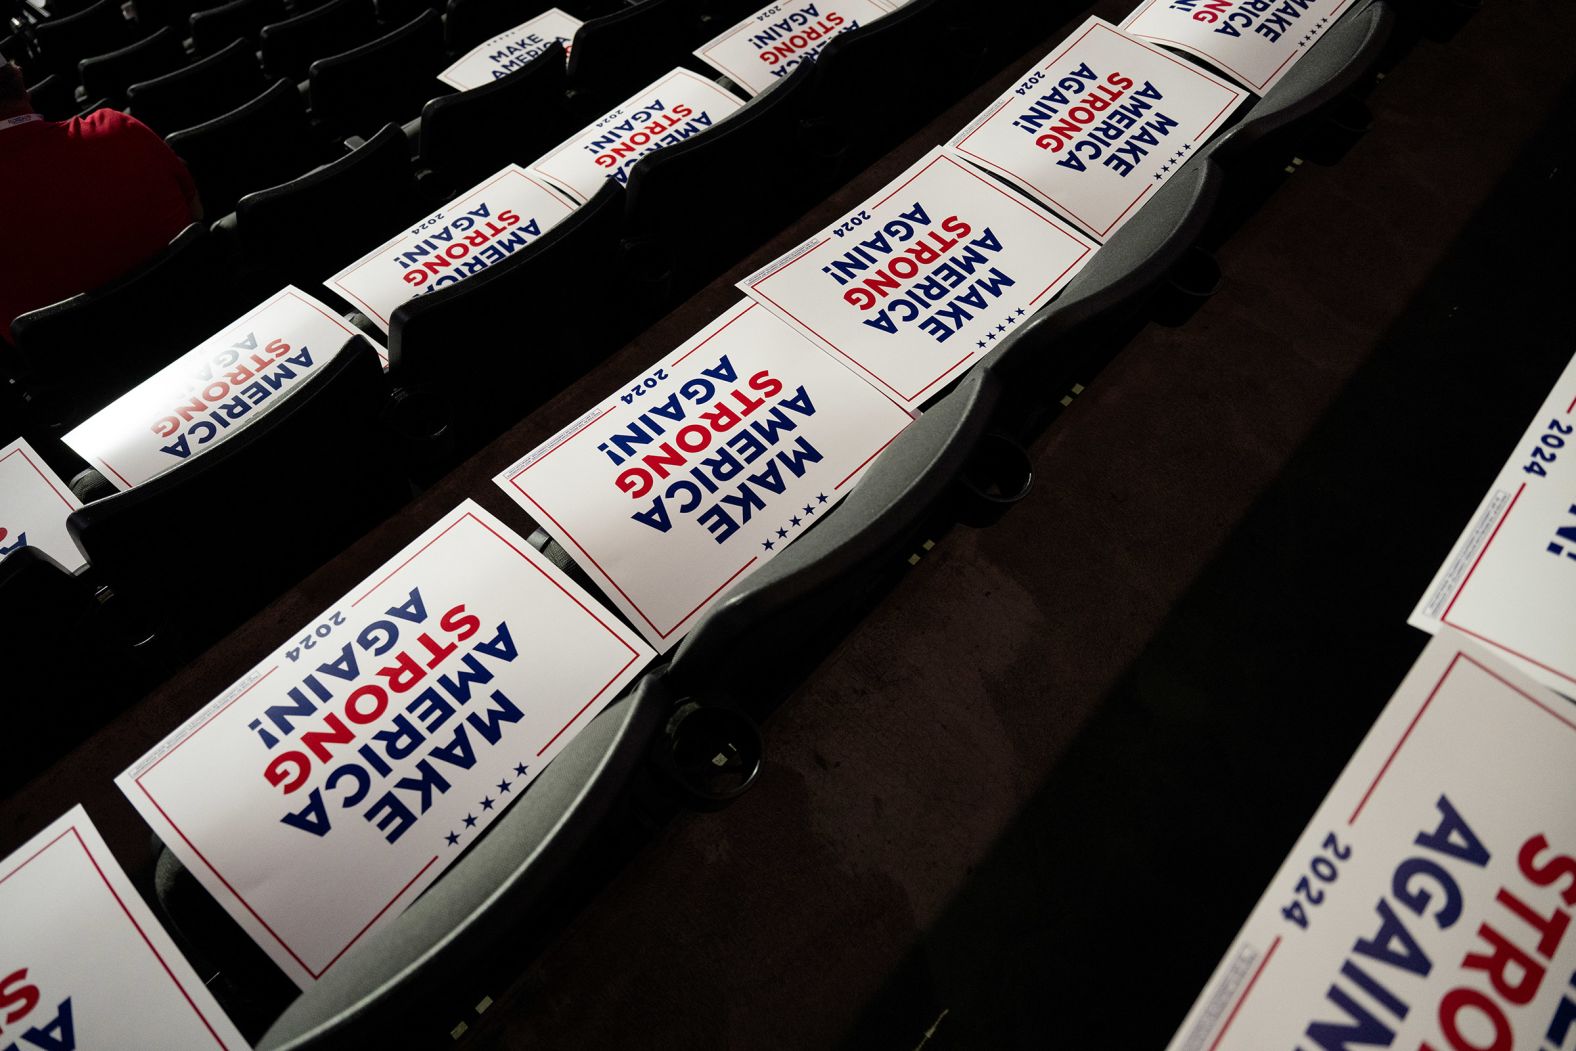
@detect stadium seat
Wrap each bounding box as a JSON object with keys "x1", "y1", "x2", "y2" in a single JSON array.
[
  {"x1": 25, "y1": 73, "x2": 77, "y2": 121},
  {"x1": 228, "y1": 122, "x2": 424, "y2": 288},
  {"x1": 667, "y1": 366, "x2": 1002, "y2": 696},
  {"x1": 259, "y1": 0, "x2": 378, "y2": 82},
  {"x1": 564, "y1": 0, "x2": 699, "y2": 116},
  {"x1": 981, "y1": 157, "x2": 1225, "y2": 400},
  {"x1": 125, "y1": 37, "x2": 270, "y2": 136},
  {"x1": 166, "y1": 78, "x2": 317, "y2": 217},
  {"x1": 9, "y1": 225, "x2": 242, "y2": 429},
  {"x1": 189, "y1": 0, "x2": 286, "y2": 54},
  {"x1": 66, "y1": 336, "x2": 410, "y2": 658},
  {"x1": 622, "y1": 61, "x2": 813, "y2": 301},
  {"x1": 1209, "y1": 0, "x2": 1396, "y2": 162},
  {"x1": 371, "y1": 0, "x2": 437, "y2": 25},
  {"x1": 308, "y1": 9, "x2": 445, "y2": 136},
  {"x1": 443, "y1": 0, "x2": 545, "y2": 54},
  {"x1": 387, "y1": 180, "x2": 630, "y2": 453},
  {"x1": 415, "y1": 42, "x2": 571, "y2": 193},
  {"x1": 131, "y1": 0, "x2": 203, "y2": 31},
  {"x1": 0, "y1": 547, "x2": 148, "y2": 796},
  {"x1": 77, "y1": 26, "x2": 185, "y2": 104},
  {"x1": 33, "y1": 0, "x2": 136, "y2": 81},
  {"x1": 802, "y1": 0, "x2": 997, "y2": 179}
]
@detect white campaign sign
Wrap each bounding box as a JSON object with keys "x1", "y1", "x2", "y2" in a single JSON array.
[
  {"x1": 947, "y1": 18, "x2": 1246, "y2": 241},
  {"x1": 0, "y1": 437, "x2": 82, "y2": 571},
  {"x1": 1410, "y1": 352, "x2": 1576, "y2": 695},
  {"x1": 694, "y1": 0, "x2": 884, "y2": 96},
  {"x1": 326, "y1": 165, "x2": 576, "y2": 333},
  {"x1": 493, "y1": 300, "x2": 914, "y2": 652},
  {"x1": 1121, "y1": 0, "x2": 1361, "y2": 95},
  {"x1": 437, "y1": 8, "x2": 582, "y2": 91},
  {"x1": 739, "y1": 147, "x2": 1096, "y2": 409},
  {"x1": 64, "y1": 288, "x2": 375, "y2": 491},
  {"x1": 0, "y1": 806, "x2": 249, "y2": 1049},
  {"x1": 1167, "y1": 630, "x2": 1576, "y2": 1051},
  {"x1": 528, "y1": 68, "x2": 745, "y2": 203},
  {"x1": 116, "y1": 499, "x2": 654, "y2": 989}
]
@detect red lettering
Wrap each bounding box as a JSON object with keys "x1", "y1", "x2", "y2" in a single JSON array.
[
  {"x1": 1437, "y1": 987, "x2": 1511, "y2": 1051},
  {"x1": 0, "y1": 968, "x2": 40, "y2": 1029},
  {"x1": 1519, "y1": 834, "x2": 1576, "y2": 905},
  {"x1": 440, "y1": 603, "x2": 481, "y2": 641}
]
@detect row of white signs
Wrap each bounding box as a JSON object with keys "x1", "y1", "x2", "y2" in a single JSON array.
[{"x1": 8, "y1": 623, "x2": 1567, "y2": 1047}]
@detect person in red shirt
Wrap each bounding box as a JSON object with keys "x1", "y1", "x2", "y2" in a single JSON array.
[{"x1": 0, "y1": 58, "x2": 202, "y2": 346}]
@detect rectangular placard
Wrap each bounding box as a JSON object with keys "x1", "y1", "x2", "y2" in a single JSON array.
[
  {"x1": 63, "y1": 287, "x2": 376, "y2": 491},
  {"x1": 1409, "y1": 352, "x2": 1576, "y2": 694},
  {"x1": 947, "y1": 18, "x2": 1246, "y2": 240},
  {"x1": 0, "y1": 806, "x2": 249, "y2": 1049},
  {"x1": 1167, "y1": 630, "x2": 1576, "y2": 1050},
  {"x1": 528, "y1": 68, "x2": 745, "y2": 203},
  {"x1": 116, "y1": 499, "x2": 654, "y2": 989},
  {"x1": 0, "y1": 437, "x2": 83, "y2": 571},
  {"x1": 325, "y1": 165, "x2": 576, "y2": 333},
  {"x1": 1121, "y1": 0, "x2": 1362, "y2": 95},
  {"x1": 494, "y1": 300, "x2": 914, "y2": 652},
  {"x1": 693, "y1": 0, "x2": 883, "y2": 96},
  {"x1": 739, "y1": 147, "x2": 1097, "y2": 409},
  {"x1": 437, "y1": 8, "x2": 582, "y2": 91}
]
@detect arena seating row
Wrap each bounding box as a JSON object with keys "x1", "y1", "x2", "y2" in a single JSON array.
[
  {"x1": 0, "y1": 0, "x2": 1447, "y2": 1042},
  {"x1": 11, "y1": 0, "x2": 757, "y2": 113}
]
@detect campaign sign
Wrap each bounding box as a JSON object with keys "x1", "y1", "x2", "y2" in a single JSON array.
[
  {"x1": 739, "y1": 147, "x2": 1096, "y2": 409},
  {"x1": 436, "y1": 8, "x2": 582, "y2": 91},
  {"x1": 1121, "y1": 0, "x2": 1362, "y2": 95},
  {"x1": 0, "y1": 438, "x2": 82, "y2": 571},
  {"x1": 947, "y1": 18, "x2": 1246, "y2": 241},
  {"x1": 528, "y1": 68, "x2": 745, "y2": 203},
  {"x1": 1166, "y1": 630, "x2": 1576, "y2": 1051},
  {"x1": 325, "y1": 166, "x2": 575, "y2": 333},
  {"x1": 116, "y1": 500, "x2": 654, "y2": 988},
  {"x1": 693, "y1": 0, "x2": 885, "y2": 96},
  {"x1": 1410, "y1": 353, "x2": 1576, "y2": 695},
  {"x1": 494, "y1": 300, "x2": 914, "y2": 652},
  {"x1": 0, "y1": 806, "x2": 248, "y2": 1049},
  {"x1": 63, "y1": 288, "x2": 373, "y2": 491}
]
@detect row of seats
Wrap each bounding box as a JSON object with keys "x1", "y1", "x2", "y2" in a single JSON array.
[
  {"x1": 0, "y1": 0, "x2": 1441, "y2": 1041},
  {"x1": 9, "y1": 0, "x2": 1024, "y2": 469},
  {"x1": 13, "y1": 0, "x2": 761, "y2": 114}
]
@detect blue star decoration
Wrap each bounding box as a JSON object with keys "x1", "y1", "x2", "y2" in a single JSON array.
[
  {"x1": 1016, "y1": 308, "x2": 1026, "y2": 316},
  {"x1": 776, "y1": 527, "x2": 788, "y2": 538},
  {"x1": 446, "y1": 831, "x2": 460, "y2": 847},
  {"x1": 803, "y1": 504, "x2": 814, "y2": 516},
  {"x1": 986, "y1": 331, "x2": 998, "y2": 341},
  {"x1": 790, "y1": 515, "x2": 802, "y2": 527},
  {"x1": 463, "y1": 813, "x2": 477, "y2": 828},
  {"x1": 995, "y1": 324, "x2": 1006, "y2": 333},
  {"x1": 977, "y1": 340, "x2": 987, "y2": 348},
  {"x1": 817, "y1": 493, "x2": 828, "y2": 503},
  {"x1": 762, "y1": 538, "x2": 775, "y2": 551},
  {"x1": 497, "y1": 779, "x2": 512, "y2": 794},
  {"x1": 480, "y1": 795, "x2": 495, "y2": 810},
  {"x1": 514, "y1": 762, "x2": 528, "y2": 777}
]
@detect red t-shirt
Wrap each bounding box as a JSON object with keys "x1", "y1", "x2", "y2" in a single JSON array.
[{"x1": 1, "y1": 109, "x2": 198, "y2": 344}]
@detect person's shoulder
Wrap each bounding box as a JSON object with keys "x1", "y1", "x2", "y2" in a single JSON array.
[{"x1": 73, "y1": 108, "x2": 159, "y2": 139}]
